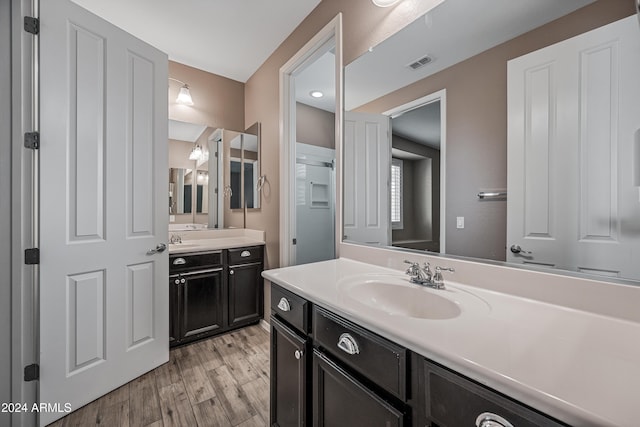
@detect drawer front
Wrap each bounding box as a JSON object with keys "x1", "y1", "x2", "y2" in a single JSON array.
[
  {"x1": 228, "y1": 245, "x2": 263, "y2": 265},
  {"x1": 169, "y1": 251, "x2": 222, "y2": 273},
  {"x1": 422, "y1": 360, "x2": 567, "y2": 427},
  {"x1": 312, "y1": 306, "x2": 407, "y2": 401},
  {"x1": 271, "y1": 284, "x2": 310, "y2": 334}
]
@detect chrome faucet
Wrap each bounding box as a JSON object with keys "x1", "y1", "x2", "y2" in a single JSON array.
[
  {"x1": 169, "y1": 233, "x2": 182, "y2": 244},
  {"x1": 404, "y1": 260, "x2": 454, "y2": 289}
]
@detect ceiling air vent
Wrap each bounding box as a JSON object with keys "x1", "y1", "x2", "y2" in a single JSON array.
[{"x1": 406, "y1": 54, "x2": 433, "y2": 70}]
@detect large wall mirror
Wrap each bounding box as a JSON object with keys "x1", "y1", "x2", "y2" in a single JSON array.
[{"x1": 343, "y1": 0, "x2": 640, "y2": 284}]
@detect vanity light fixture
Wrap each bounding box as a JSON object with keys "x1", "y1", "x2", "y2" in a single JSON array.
[
  {"x1": 169, "y1": 77, "x2": 194, "y2": 106},
  {"x1": 189, "y1": 144, "x2": 203, "y2": 160},
  {"x1": 372, "y1": 0, "x2": 401, "y2": 7},
  {"x1": 310, "y1": 90, "x2": 324, "y2": 98}
]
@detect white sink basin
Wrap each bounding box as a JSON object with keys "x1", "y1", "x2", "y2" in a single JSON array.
[{"x1": 340, "y1": 275, "x2": 489, "y2": 320}]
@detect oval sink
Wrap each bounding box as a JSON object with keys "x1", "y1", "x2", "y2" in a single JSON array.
[{"x1": 348, "y1": 281, "x2": 462, "y2": 320}]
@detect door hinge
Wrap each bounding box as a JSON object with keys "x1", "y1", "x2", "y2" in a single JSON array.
[
  {"x1": 292, "y1": 238, "x2": 297, "y2": 245},
  {"x1": 24, "y1": 364, "x2": 39, "y2": 382},
  {"x1": 24, "y1": 248, "x2": 40, "y2": 265},
  {"x1": 24, "y1": 132, "x2": 39, "y2": 150},
  {"x1": 23, "y1": 17, "x2": 39, "y2": 35}
]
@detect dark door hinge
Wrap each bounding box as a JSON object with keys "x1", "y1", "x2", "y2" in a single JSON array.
[
  {"x1": 24, "y1": 364, "x2": 39, "y2": 382},
  {"x1": 24, "y1": 248, "x2": 40, "y2": 265},
  {"x1": 292, "y1": 238, "x2": 297, "y2": 245},
  {"x1": 24, "y1": 132, "x2": 39, "y2": 149},
  {"x1": 24, "y1": 17, "x2": 39, "y2": 35}
]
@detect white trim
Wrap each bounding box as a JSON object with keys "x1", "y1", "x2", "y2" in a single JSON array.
[
  {"x1": 259, "y1": 319, "x2": 271, "y2": 332},
  {"x1": 382, "y1": 89, "x2": 447, "y2": 253},
  {"x1": 279, "y1": 14, "x2": 343, "y2": 268}
]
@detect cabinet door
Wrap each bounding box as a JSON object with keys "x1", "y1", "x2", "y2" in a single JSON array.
[
  {"x1": 169, "y1": 275, "x2": 180, "y2": 345},
  {"x1": 313, "y1": 350, "x2": 405, "y2": 427},
  {"x1": 228, "y1": 262, "x2": 263, "y2": 327},
  {"x1": 271, "y1": 316, "x2": 309, "y2": 427},
  {"x1": 181, "y1": 268, "x2": 224, "y2": 339}
]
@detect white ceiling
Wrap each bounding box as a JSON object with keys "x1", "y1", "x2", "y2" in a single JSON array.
[
  {"x1": 392, "y1": 101, "x2": 441, "y2": 149},
  {"x1": 295, "y1": 50, "x2": 336, "y2": 113},
  {"x1": 70, "y1": 0, "x2": 321, "y2": 83},
  {"x1": 168, "y1": 119, "x2": 207, "y2": 142}
]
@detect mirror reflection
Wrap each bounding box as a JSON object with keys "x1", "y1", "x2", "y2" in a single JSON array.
[
  {"x1": 169, "y1": 119, "x2": 221, "y2": 227},
  {"x1": 223, "y1": 123, "x2": 262, "y2": 210},
  {"x1": 344, "y1": 0, "x2": 640, "y2": 282}
]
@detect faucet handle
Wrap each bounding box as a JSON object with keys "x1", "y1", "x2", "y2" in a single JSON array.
[{"x1": 433, "y1": 266, "x2": 454, "y2": 288}]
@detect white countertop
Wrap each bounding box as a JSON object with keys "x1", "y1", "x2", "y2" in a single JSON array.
[
  {"x1": 263, "y1": 258, "x2": 640, "y2": 427},
  {"x1": 168, "y1": 228, "x2": 265, "y2": 254}
]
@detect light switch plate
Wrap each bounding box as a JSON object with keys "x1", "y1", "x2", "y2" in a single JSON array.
[{"x1": 456, "y1": 216, "x2": 464, "y2": 229}]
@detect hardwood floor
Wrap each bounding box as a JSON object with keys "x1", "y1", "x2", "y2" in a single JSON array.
[{"x1": 48, "y1": 324, "x2": 271, "y2": 427}]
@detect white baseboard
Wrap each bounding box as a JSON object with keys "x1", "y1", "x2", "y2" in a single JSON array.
[{"x1": 260, "y1": 319, "x2": 270, "y2": 332}]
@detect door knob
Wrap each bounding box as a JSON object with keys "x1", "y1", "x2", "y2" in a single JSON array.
[
  {"x1": 509, "y1": 244, "x2": 531, "y2": 254},
  {"x1": 147, "y1": 243, "x2": 167, "y2": 255}
]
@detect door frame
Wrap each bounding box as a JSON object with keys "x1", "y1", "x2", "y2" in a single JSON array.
[
  {"x1": 279, "y1": 14, "x2": 343, "y2": 268},
  {"x1": 382, "y1": 89, "x2": 447, "y2": 254}
]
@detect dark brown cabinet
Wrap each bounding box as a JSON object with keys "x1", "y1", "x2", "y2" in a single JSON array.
[
  {"x1": 313, "y1": 350, "x2": 404, "y2": 427},
  {"x1": 271, "y1": 316, "x2": 309, "y2": 427},
  {"x1": 170, "y1": 246, "x2": 263, "y2": 347},
  {"x1": 271, "y1": 284, "x2": 568, "y2": 427}
]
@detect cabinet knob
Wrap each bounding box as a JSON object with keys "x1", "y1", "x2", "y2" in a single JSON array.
[
  {"x1": 180, "y1": 278, "x2": 186, "y2": 284},
  {"x1": 229, "y1": 270, "x2": 234, "y2": 275},
  {"x1": 294, "y1": 349, "x2": 304, "y2": 360},
  {"x1": 174, "y1": 279, "x2": 180, "y2": 285},
  {"x1": 475, "y1": 413, "x2": 514, "y2": 427},
  {"x1": 337, "y1": 333, "x2": 360, "y2": 355},
  {"x1": 277, "y1": 297, "x2": 291, "y2": 312}
]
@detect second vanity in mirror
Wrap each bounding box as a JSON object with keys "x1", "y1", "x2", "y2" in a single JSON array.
[{"x1": 169, "y1": 119, "x2": 262, "y2": 230}]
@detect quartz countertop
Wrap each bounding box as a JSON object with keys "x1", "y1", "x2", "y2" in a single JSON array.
[{"x1": 262, "y1": 258, "x2": 640, "y2": 427}]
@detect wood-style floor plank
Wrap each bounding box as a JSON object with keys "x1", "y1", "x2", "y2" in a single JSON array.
[{"x1": 46, "y1": 324, "x2": 270, "y2": 427}]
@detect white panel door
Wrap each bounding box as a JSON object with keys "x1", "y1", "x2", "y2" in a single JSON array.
[
  {"x1": 39, "y1": 1, "x2": 169, "y2": 425},
  {"x1": 295, "y1": 143, "x2": 335, "y2": 265},
  {"x1": 507, "y1": 16, "x2": 640, "y2": 279},
  {"x1": 343, "y1": 111, "x2": 391, "y2": 246}
]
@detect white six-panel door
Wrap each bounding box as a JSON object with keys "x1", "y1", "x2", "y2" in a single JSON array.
[
  {"x1": 39, "y1": 1, "x2": 169, "y2": 424},
  {"x1": 343, "y1": 111, "x2": 391, "y2": 246},
  {"x1": 507, "y1": 16, "x2": 640, "y2": 279}
]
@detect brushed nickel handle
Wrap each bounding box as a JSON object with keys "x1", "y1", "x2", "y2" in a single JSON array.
[
  {"x1": 173, "y1": 257, "x2": 186, "y2": 265},
  {"x1": 337, "y1": 333, "x2": 360, "y2": 355},
  {"x1": 240, "y1": 250, "x2": 251, "y2": 257},
  {"x1": 510, "y1": 244, "x2": 531, "y2": 254},
  {"x1": 294, "y1": 349, "x2": 303, "y2": 360},
  {"x1": 229, "y1": 270, "x2": 234, "y2": 275},
  {"x1": 277, "y1": 297, "x2": 291, "y2": 312},
  {"x1": 476, "y1": 413, "x2": 514, "y2": 427}
]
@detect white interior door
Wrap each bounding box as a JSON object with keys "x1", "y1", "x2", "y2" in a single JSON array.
[
  {"x1": 343, "y1": 111, "x2": 391, "y2": 245},
  {"x1": 40, "y1": 1, "x2": 169, "y2": 424},
  {"x1": 507, "y1": 16, "x2": 640, "y2": 279},
  {"x1": 295, "y1": 143, "x2": 335, "y2": 265}
]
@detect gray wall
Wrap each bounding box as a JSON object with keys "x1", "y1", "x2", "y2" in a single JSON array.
[
  {"x1": 296, "y1": 102, "x2": 335, "y2": 149},
  {"x1": 1, "y1": 0, "x2": 12, "y2": 423}
]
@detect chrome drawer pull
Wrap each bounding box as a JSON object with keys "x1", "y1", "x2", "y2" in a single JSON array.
[
  {"x1": 240, "y1": 250, "x2": 251, "y2": 257},
  {"x1": 173, "y1": 258, "x2": 186, "y2": 265},
  {"x1": 476, "y1": 413, "x2": 514, "y2": 427},
  {"x1": 337, "y1": 333, "x2": 360, "y2": 355},
  {"x1": 277, "y1": 297, "x2": 291, "y2": 312}
]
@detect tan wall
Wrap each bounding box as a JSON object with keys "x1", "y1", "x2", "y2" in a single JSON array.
[
  {"x1": 168, "y1": 61, "x2": 245, "y2": 133},
  {"x1": 244, "y1": 0, "x2": 444, "y2": 274},
  {"x1": 296, "y1": 102, "x2": 335, "y2": 149},
  {"x1": 358, "y1": 0, "x2": 635, "y2": 261}
]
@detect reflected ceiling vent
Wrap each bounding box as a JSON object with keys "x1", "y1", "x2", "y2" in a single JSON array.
[{"x1": 406, "y1": 54, "x2": 433, "y2": 70}]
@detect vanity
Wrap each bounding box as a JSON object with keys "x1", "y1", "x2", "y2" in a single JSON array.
[
  {"x1": 264, "y1": 257, "x2": 640, "y2": 427},
  {"x1": 168, "y1": 229, "x2": 265, "y2": 346}
]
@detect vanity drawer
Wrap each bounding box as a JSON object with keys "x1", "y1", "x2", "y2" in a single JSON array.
[
  {"x1": 420, "y1": 359, "x2": 567, "y2": 427},
  {"x1": 312, "y1": 306, "x2": 407, "y2": 401},
  {"x1": 271, "y1": 284, "x2": 310, "y2": 334},
  {"x1": 170, "y1": 251, "x2": 222, "y2": 273},
  {"x1": 228, "y1": 245, "x2": 263, "y2": 265}
]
